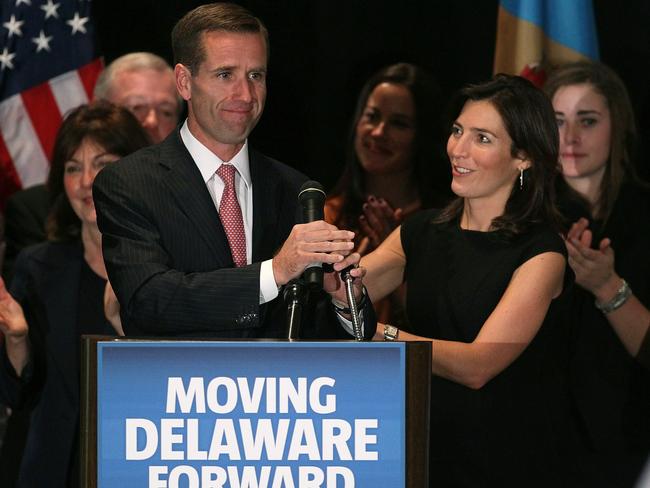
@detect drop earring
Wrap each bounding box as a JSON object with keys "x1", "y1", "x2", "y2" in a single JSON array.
[{"x1": 519, "y1": 168, "x2": 524, "y2": 189}]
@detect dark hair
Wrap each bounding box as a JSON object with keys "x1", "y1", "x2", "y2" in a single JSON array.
[
  {"x1": 437, "y1": 74, "x2": 562, "y2": 237},
  {"x1": 46, "y1": 101, "x2": 151, "y2": 241},
  {"x1": 330, "y1": 62, "x2": 450, "y2": 231},
  {"x1": 172, "y1": 2, "x2": 269, "y2": 75},
  {"x1": 544, "y1": 61, "x2": 642, "y2": 222}
]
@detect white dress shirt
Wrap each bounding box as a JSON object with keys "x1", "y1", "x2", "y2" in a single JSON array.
[{"x1": 180, "y1": 121, "x2": 278, "y2": 304}]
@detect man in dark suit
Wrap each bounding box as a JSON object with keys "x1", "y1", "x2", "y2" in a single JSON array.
[{"x1": 93, "y1": 3, "x2": 370, "y2": 338}]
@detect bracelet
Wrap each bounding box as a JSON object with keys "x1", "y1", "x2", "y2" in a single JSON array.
[
  {"x1": 332, "y1": 286, "x2": 368, "y2": 315},
  {"x1": 595, "y1": 279, "x2": 632, "y2": 314}
]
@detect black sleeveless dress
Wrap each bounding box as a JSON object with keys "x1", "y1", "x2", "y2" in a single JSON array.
[{"x1": 401, "y1": 210, "x2": 576, "y2": 486}]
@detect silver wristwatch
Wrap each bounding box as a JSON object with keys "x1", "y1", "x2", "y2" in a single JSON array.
[{"x1": 384, "y1": 324, "x2": 399, "y2": 341}]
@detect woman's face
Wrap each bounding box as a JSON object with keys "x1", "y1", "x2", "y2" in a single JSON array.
[
  {"x1": 354, "y1": 82, "x2": 416, "y2": 176},
  {"x1": 447, "y1": 100, "x2": 527, "y2": 204},
  {"x1": 552, "y1": 83, "x2": 611, "y2": 183},
  {"x1": 63, "y1": 138, "x2": 120, "y2": 226}
]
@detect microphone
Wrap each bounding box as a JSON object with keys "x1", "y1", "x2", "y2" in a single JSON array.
[{"x1": 298, "y1": 180, "x2": 326, "y2": 289}]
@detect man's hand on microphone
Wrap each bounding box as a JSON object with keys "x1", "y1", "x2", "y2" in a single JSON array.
[{"x1": 272, "y1": 221, "x2": 355, "y2": 286}]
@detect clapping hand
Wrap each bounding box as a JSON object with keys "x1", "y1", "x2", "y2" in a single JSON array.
[
  {"x1": 565, "y1": 217, "x2": 618, "y2": 297},
  {"x1": 357, "y1": 196, "x2": 403, "y2": 254}
]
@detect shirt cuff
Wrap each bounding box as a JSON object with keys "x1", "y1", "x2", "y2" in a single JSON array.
[
  {"x1": 259, "y1": 259, "x2": 279, "y2": 305},
  {"x1": 336, "y1": 310, "x2": 365, "y2": 337}
]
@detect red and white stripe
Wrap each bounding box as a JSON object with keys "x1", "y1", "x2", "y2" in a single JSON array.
[{"x1": 0, "y1": 58, "x2": 103, "y2": 206}]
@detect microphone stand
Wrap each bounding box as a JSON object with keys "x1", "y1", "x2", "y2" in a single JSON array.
[
  {"x1": 341, "y1": 267, "x2": 364, "y2": 341},
  {"x1": 284, "y1": 279, "x2": 306, "y2": 340}
]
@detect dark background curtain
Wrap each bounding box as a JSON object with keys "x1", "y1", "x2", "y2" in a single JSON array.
[{"x1": 93, "y1": 0, "x2": 650, "y2": 189}]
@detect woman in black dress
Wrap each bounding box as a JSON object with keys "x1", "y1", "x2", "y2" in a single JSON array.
[
  {"x1": 0, "y1": 101, "x2": 149, "y2": 487},
  {"x1": 545, "y1": 61, "x2": 650, "y2": 487},
  {"x1": 361, "y1": 75, "x2": 574, "y2": 485}
]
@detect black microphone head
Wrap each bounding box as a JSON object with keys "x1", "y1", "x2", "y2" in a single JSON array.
[
  {"x1": 298, "y1": 180, "x2": 326, "y2": 290},
  {"x1": 298, "y1": 180, "x2": 326, "y2": 206}
]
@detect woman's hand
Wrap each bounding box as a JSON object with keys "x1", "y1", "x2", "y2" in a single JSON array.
[
  {"x1": 358, "y1": 196, "x2": 403, "y2": 254},
  {"x1": 566, "y1": 217, "x2": 618, "y2": 300},
  {"x1": 0, "y1": 278, "x2": 31, "y2": 376},
  {"x1": 373, "y1": 322, "x2": 385, "y2": 341},
  {"x1": 0, "y1": 278, "x2": 28, "y2": 339},
  {"x1": 104, "y1": 281, "x2": 124, "y2": 336},
  {"x1": 566, "y1": 221, "x2": 650, "y2": 360},
  {"x1": 323, "y1": 252, "x2": 366, "y2": 309}
]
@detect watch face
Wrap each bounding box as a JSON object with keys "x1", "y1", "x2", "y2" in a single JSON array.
[{"x1": 384, "y1": 325, "x2": 398, "y2": 341}]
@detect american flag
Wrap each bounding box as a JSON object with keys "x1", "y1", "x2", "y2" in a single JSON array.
[{"x1": 0, "y1": 0, "x2": 102, "y2": 208}]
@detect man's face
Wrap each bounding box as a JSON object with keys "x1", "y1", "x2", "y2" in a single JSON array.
[
  {"x1": 108, "y1": 68, "x2": 180, "y2": 143},
  {"x1": 176, "y1": 31, "x2": 267, "y2": 159}
]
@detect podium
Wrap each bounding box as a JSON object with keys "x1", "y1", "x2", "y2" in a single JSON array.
[{"x1": 81, "y1": 336, "x2": 431, "y2": 487}]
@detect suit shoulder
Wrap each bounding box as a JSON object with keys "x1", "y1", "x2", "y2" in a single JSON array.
[
  {"x1": 16, "y1": 241, "x2": 81, "y2": 265},
  {"x1": 7, "y1": 184, "x2": 49, "y2": 204},
  {"x1": 96, "y1": 133, "x2": 193, "y2": 188},
  {"x1": 6, "y1": 184, "x2": 50, "y2": 212},
  {"x1": 250, "y1": 149, "x2": 309, "y2": 188},
  {"x1": 109, "y1": 144, "x2": 161, "y2": 175},
  {"x1": 94, "y1": 143, "x2": 167, "y2": 196},
  {"x1": 12, "y1": 242, "x2": 81, "y2": 291}
]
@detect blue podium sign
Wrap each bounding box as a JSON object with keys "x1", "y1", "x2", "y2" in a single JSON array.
[{"x1": 97, "y1": 341, "x2": 406, "y2": 487}]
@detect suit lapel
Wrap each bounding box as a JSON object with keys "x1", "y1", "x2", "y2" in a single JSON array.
[
  {"x1": 158, "y1": 132, "x2": 233, "y2": 264},
  {"x1": 250, "y1": 150, "x2": 281, "y2": 262}
]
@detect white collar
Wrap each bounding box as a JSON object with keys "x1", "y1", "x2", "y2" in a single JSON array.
[{"x1": 179, "y1": 120, "x2": 252, "y2": 189}]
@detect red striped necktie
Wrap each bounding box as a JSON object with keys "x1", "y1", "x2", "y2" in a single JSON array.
[{"x1": 216, "y1": 164, "x2": 247, "y2": 267}]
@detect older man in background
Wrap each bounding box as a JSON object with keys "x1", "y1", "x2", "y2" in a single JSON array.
[
  {"x1": 93, "y1": 52, "x2": 181, "y2": 144},
  {"x1": 1, "y1": 52, "x2": 180, "y2": 283}
]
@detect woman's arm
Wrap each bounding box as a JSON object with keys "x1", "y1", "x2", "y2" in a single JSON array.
[
  {"x1": 377, "y1": 251, "x2": 566, "y2": 389},
  {"x1": 599, "y1": 293, "x2": 650, "y2": 359},
  {"x1": 574, "y1": 265, "x2": 650, "y2": 358},
  {"x1": 566, "y1": 217, "x2": 650, "y2": 358},
  {"x1": 360, "y1": 226, "x2": 407, "y2": 303}
]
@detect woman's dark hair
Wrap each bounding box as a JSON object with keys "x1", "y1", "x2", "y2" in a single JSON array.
[
  {"x1": 544, "y1": 61, "x2": 642, "y2": 222},
  {"x1": 436, "y1": 74, "x2": 562, "y2": 237},
  {"x1": 330, "y1": 62, "x2": 451, "y2": 230},
  {"x1": 46, "y1": 100, "x2": 150, "y2": 241}
]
